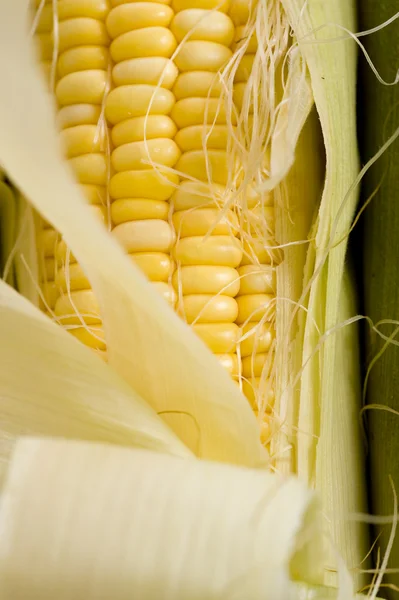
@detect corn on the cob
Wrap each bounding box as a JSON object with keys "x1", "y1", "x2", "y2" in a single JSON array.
[
  {"x1": 105, "y1": 0, "x2": 179, "y2": 308},
  {"x1": 33, "y1": 0, "x2": 110, "y2": 350},
  {"x1": 33, "y1": 0, "x2": 280, "y2": 442},
  {"x1": 169, "y1": 3, "x2": 243, "y2": 384}
]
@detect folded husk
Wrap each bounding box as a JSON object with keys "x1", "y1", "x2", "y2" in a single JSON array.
[
  {"x1": 0, "y1": 437, "x2": 323, "y2": 599},
  {"x1": 359, "y1": 0, "x2": 399, "y2": 595},
  {"x1": 277, "y1": 0, "x2": 369, "y2": 586}
]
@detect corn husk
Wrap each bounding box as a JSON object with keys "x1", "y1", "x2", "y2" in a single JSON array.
[
  {"x1": 275, "y1": 0, "x2": 369, "y2": 585},
  {"x1": 359, "y1": 0, "x2": 399, "y2": 595},
  {"x1": 0, "y1": 436, "x2": 323, "y2": 599}
]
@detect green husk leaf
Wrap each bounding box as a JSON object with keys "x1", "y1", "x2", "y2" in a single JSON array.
[{"x1": 359, "y1": 1, "x2": 399, "y2": 596}]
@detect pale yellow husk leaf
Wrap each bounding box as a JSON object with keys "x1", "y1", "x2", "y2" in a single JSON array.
[
  {"x1": 0, "y1": 279, "x2": 192, "y2": 485},
  {"x1": 0, "y1": 437, "x2": 324, "y2": 599},
  {"x1": 276, "y1": 0, "x2": 368, "y2": 587},
  {"x1": 0, "y1": 0, "x2": 266, "y2": 468}
]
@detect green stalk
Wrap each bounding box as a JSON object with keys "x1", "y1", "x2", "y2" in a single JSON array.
[{"x1": 359, "y1": 1, "x2": 399, "y2": 597}]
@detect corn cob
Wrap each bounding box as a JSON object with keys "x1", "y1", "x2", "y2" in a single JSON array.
[
  {"x1": 105, "y1": 0, "x2": 179, "y2": 309},
  {"x1": 32, "y1": 1, "x2": 60, "y2": 313},
  {"x1": 33, "y1": 0, "x2": 110, "y2": 354},
  {"x1": 169, "y1": 3, "x2": 243, "y2": 383},
  {"x1": 32, "y1": 0, "x2": 280, "y2": 439}
]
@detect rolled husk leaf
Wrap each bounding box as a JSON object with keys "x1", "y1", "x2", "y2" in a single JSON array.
[
  {"x1": 277, "y1": 0, "x2": 369, "y2": 586},
  {"x1": 359, "y1": 1, "x2": 399, "y2": 596},
  {"x1": 0, "y1": 436, "x2": 322, "y2": 599}
]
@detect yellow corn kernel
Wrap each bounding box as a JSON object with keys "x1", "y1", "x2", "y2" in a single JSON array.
[
  {"x1": 105, "y1": 85, "x2": 174, "y2": 125},
  {"x1": 241, "y1": 237, "x2": 278, "y2": 266},
  {"x1": 56, "y1": 241, "x2": 77, "y2": 265},
  {"x1": 111, "y1": 199, "x2": 169, "y2": 224},
  {"x1": 79, "y1": 183, "x2": 107, "y2": 205},
  {"x1": 56, "y1": 70, "x2": 108, "y2": 106},
  {"x1": 57, "y1": 104, "x2": 102, "y2": 129},
  {"x1": 179, "y1": 294, "x2": 238, "y2": 324},
  {"x1": 60, "y1": 124, "x2": 106, "y2": 158},
  {"x1": 175, "y1": 41, "x2": 232, "y2": 72},
  {"x1": 239, "y1": 321, "x2": 274, "y2": 357},
  {"x1": 69, "y1": 325, "x2": 106, "y2": 350},
  {"x1": 172, "y1": 98, "x2": 232, "y2": 129},
  {"x1": 233, "y1": 81, "x2": 253, "y2": 113},
  {"x1": 111, "y1": 115, "x2": 177, "y2": 146},
  {"x1": 172, "y1": 0, "x2": 230, "y2": 12},
  {"x1": 68, "y1": 154, "x2": 107, "y2": 185},
  {"x1": 244, "y1": 207, "x2": 275, "y2": 237},
  {"x1": 173, "y1": 208, "x2": 238, "y2": 238},
  {"x1": 176, "y1": 149, "x2": 229, "y2": 185},
  {"x1": 229, "y1": 0, "x2": 256, "y2": 25},
  {"x1": 54, "y1": 289, "x2": 101, "y2": 325},
  {"x1": 40, "y1": 257, "x2": 57, "y2": 281},
  {"x1": 171, "y1": 9, "x2": 234, "y2": 45},
  {"x1": 193, "y1": 322, "x2": 239, "y2": 353},
  {"x1": 106, "y1": 3, "x2": 174, "y2": 38},
  {"x1": 233, "y1": 26, "x2": 257, "y2": 53},
  {"x1": 216, "y1": 353, "x2": 239, "y2": 376},
  {"x1": 128, "y1": 252, "x2": 174, "y2": 282},
  {"x1": 152, "y1": 281, "x2": 176, "y2": 306},
  {"x1": 112, "y1": 57, "x2": 178, "y2": 88},
  {"x1": 110, "y1": 0, "x2": 172, "y2": 6},
  {"x1": 172, "y1": 265, "x2": 240, "y2": 296},
  {"x1": 175, "y1": 124, "x2": 230, "y2": 152},
  {"x1": 112, "y1": 219, "x2": 174, "y2": 253},
  {"x1": 33, "y1": 4, "x2": 53, "y2": 34},
  {"x1": 236, "y1": 294, "x2": 275, "y2": 325},
  {"x1": 36, "y1": 33, "x2": 53, "y2": 61},
  {"x1": 110, "y1": 27, "x2": 177, "y2": 63},
  {"x1": 174, "y1": 235, "x2": 242, "y2": 267},
  {"x1": 237, "y1": 264, "x2": 275, "y2": 295},
  {"x1": 37, "y1": 228, "x2": 59, "y2": 258},
  {"x1": 58, "y1": 18, "x2": 109, "y2": 53},
  {"x1": 242, "y1": 185, "x2": 273, "y2": 209},
  {"x1": 259, "y1": 415, "x2": 272, "y2": 447},
  {"x1": 234, "y1": 54, "x2": 255, "y2": 83},
  {"x1": 171, "y1": 181, "x2": 227, "y2": 211},
  {"x1": 111, "y1": 138, "x2": 180, "y2": 171},
  {"x1": 242, "y1": 353, "x2": 270, "y2": 378},
  {"x1": 57, "y1": 0, "x2": 110, "y2": 21},
  {"x1": 55, "y1": 262, "x2": 91, "y2": 292},
  {"x1": 39, "y1": 281, "x2": 59, "y2": 311},
  {"x1": 110, "y1": 170, "x2": 179, "y2": 201},
  {"x1": 58, "y1": 46, "x2": 110, "y2": 77},
  {"x1": 243, "y1": 378, "x2": 274, "y2": 411},
  {"x1": 173, "y1": 71, "x2": 223, "y2": 100}
]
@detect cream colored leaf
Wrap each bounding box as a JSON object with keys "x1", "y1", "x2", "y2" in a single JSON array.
[
  {"x1": 0, "y1": 279, "x2": 191, "y2": 484},
  {"x1": 0, "y1": 1, "x2": 266, "y2": 467},
  {"x1": 0, "y1": 437, "x2": 324, "y2": 600}
]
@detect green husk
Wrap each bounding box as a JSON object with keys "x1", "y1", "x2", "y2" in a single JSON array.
[{"x1": 359, "y1": 1, "x2": 399, "y2": 596}]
